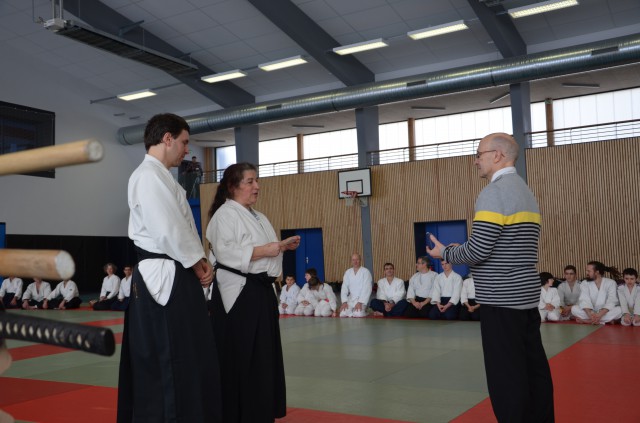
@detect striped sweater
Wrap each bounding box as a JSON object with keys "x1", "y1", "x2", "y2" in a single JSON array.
[{"x1": 443, "y1": 170, "x2": 541, "y2": 309}]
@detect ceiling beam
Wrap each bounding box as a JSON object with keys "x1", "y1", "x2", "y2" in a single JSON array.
[
  {"x1": 467, "y1": 0, "x2": 526, "y2": 57},
  {"x1": 248, "y1": 0, "x2": 374, "y2": 86},
  {"x1": 62, "y1": 0, "x2": 254, "y2": 107}
]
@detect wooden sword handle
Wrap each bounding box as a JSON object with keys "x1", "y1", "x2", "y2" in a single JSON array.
[{"x1": 0, "y1": 249, "x2": 75, "y2": 280}]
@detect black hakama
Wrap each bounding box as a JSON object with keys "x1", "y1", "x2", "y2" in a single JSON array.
[
  {"x1": 212, "y1": 263, "x2": 286, "y2": 423},
  {"x1": 117, "y1": 249, "x2": 222, "y2": 423}
]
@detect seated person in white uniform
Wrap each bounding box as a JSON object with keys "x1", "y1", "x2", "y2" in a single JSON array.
[
  {"x1": 339, "y1": 253, "x2": 372, "y2": 318},
  {"x1": 21, "y1": 278, "x2": 52, "y2": 309},
  {"x1": 538, "y1": 272, "x2": 560, "y2": 322},
  {"x1": 429, "y1": 260, "x2": 463, "y2": 320},
  {"x1": 459, "y1": 274, "x2": 480, "y2": 321},
  {"x1": 572, "y1": 261, "x2": 622, "y2": 324},
  {"x1": 558, "y1": 265, "x2": 581, "y2": 320},
  {"x1": 313, "y1": 278, "x2": 338, "y2": 317},
  {"x1": 404, "y1": 256, "x2": 436, "y2": 318},
  {"x1": 618, "y1": 268, "x2": 639, "y2": 327},
  {"x1": 370, "y1": 263, "x2": 407, "y2": 317},
  {"x1": 112, "y1": 265, "x2": 133, "y2": 311},
  {"x1": 278, "y1": 275, "x2": 300, "y2": 315},
  {"x1": 295, "y1": 274, "x2": 338, "y2": 317},
  {"x1": 91, "y1": 263, "x2": 121, "y2": 311},
  {"x1": 44, "y1": 279, "x2": 82, "y2": 310},
  {"x1": 0, "y1": 276, "x2": 23, "y2": 309}
]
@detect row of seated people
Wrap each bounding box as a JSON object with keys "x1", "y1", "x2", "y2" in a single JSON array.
[
  {"x1": 539, "y1": 262, "x2": 640, "y2": 326},
  {"x1": 0, "y1": 262, "x2": 133, "y2": 311}
]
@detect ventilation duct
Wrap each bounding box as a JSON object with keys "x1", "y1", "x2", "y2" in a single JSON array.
[{"x1": 118, "y1": 33, "x2": 640, "y2": 145}]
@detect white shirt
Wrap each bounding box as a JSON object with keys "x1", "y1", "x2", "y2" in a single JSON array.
[
  {"x1": 0, "y1": 277, "x2": 23, "y2": 299},
  {"x1": 431, "y1": 271, "x2": 463, "y2": 305},
  {"x1": 118, "y1": 276, "x2": 132, "y2": 300},
  {"x1": 558, "y1": 280, "x2": 581, "y2": 306},
  {"x1": 101, "y1": 274, "x2": 121, "y2": 299},
  {"x1": 280, "y1": 283, "x2": 300, "y2": 306},
  {"x1": 22, "y1": 281, "x2": 52, "y2": 302},
  {"x1": 341, "y1": 266, "x2": 373, "y2": 306},
  {"x1": 618, "y1": 284, "x2": 638, "y2": 315},
  {"x1": 460, "y1": 277, "x2": 476, "y2": 304},
  {"x1": 578, "y1": 278, "x2": 619, "y2": 312},
  {"x1": 406, "y1": 271, "x2": 436, "y2": 300},
  {"x1": 376, "y1": 277, "x2": 406, "y2": 303},
  {"x1": 539, "y1": 286, "x2": 560, "y2": 310},
  {"x1": 128, "y1": 155, "x2": 205, "y2": 306},
  {"x1": 48, "y1": 280, "x2": 79, "y2": 302},
  {"x1": 206, "y1": 199, "x2": 281, "y2": 312}
]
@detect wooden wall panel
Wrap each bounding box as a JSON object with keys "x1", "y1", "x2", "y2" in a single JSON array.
[{"x1": 200, "y1": 137, "x2": 640, "y2": 283}]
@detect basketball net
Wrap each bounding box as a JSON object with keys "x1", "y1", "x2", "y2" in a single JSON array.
[{"x1": 341, "y1": 190, "x2": 368, "y2": 208}]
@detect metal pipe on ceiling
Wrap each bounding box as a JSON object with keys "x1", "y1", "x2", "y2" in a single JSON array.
[{"x1": 117, "y1": 33, "x2": 640, "y2": 145}]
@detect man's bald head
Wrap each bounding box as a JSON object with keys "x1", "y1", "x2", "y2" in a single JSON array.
[{"x1": 484, "y1": 132, "x2": 519, "y2": 164}]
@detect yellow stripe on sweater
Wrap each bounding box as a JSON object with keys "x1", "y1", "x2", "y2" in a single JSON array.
[{"x1": 474, "y1": 210, "x2": 541, "y2": 226}]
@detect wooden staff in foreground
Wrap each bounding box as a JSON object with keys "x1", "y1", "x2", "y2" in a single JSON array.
[
  {"x1": 0, "y1": 249, "x2": 75, "y2": 280},
  {"x1": 0, "y1": 139, "x2": 103, "y2": 176}
]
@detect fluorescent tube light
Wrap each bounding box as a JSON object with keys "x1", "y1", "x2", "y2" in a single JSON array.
[
  {"x1": 408, "y1": 20, "x2": 468, "y2": 40},
  {"x1": 258, "y1": 55, "x2": 308, "y2": 71},
  {"x1": 200, "y1": 69, "x2": 247, "y2": 83},
  {"x1": 561, "y1": 82, "x2": 600, "y2": 88},
  {"x1": 508, "y1": 0, "x2": 579, "y2": 18},
  {"x1": 411, "y1": 106, "x2": 446, "y2": 111},
  {"x1": 489, "y1": 92, "x2": 510, "y2": 104},
  {"x1": 117, "y1": 89, "x2": 156, "y2": 101},
  {"x1": 333, "y1": 38, "x2": 388, "y2": 56}
]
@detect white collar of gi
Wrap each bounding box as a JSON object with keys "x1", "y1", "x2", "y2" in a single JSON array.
[
  {"x1": 144, "y1": 153, "x2": 169, "y2": 170},
  {"x1": 491, "y1": 166, "x2": 516, "y2": 183}
]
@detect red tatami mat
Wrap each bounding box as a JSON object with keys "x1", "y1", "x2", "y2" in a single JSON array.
[{"x1": 452, "y1": 326, "x2": 640, "y2": 423}]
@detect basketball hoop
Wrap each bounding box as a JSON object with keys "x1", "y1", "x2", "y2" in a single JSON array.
[{"x1": 341, "y1": 190, "x2": 368, "y2": 208}]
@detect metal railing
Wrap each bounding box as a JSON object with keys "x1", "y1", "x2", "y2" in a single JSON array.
[{"x1": 199, "y1": 119, "x2": 640, "y2": 184}]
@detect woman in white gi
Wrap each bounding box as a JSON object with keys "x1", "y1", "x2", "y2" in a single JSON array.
[
  {"x1": 43, "y1": 279, "x2": 81, "y2": 309},
  {"x1": 91, "y1": 263, "x2": 120, "y2": 310},
  {"x1": 538, "y1": 272, "x2": 560, "y2": 322},
  {"x1": 279, "y1": 275, "x2": 300, "y2": 315},
  {"x1": 21, "y1": 278, "x2": 51, "y2": 309},
  {"x1": 206, "y1": 162, "x2": 300, "y2": 423},
  {"x1": 572, "y1": 261, "x2": 622, "y2": 324},
  {"x1": 618, "y1": 268, "x2": 640, "y2": 326}
]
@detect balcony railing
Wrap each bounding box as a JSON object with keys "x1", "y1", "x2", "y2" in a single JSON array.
[{"x1": 199, "y1": 118, "x2": 640, "y2": 185}]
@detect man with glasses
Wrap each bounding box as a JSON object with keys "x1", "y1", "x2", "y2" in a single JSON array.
[
  {"x1": 426, "y1": 133, "x2": 554, "y2": 423},
  {"x1": 558, "y1": 265, "x2": 581, "y2": 320}
]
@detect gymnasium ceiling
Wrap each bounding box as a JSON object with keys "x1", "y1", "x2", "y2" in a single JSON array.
[{"x1": 2, "y1": 0, "x2": 640, "y2": 147}]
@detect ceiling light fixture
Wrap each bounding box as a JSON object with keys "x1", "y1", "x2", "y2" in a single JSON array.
[
  {"x1": 259, "y1": 55, "x2": 308, "y2": 71},
  {"x1": 291, "y1": 124, "x2": 325, "y2": 128},
  {"x1": 407, "y1": 20, "x2": 468, "y2": 40},
  {"x1": 489, "y1": 92, "x2": 510, "y2": 104},
  {"x1": 561, "y1": 82, "x2": 600, "y2": 88},
  {"x1": 333, "y1": 38, "x2": 388, "y2": 56},
  {"x1": 201, "y1": 69, "x2": 247, "y2": 83},
  {"x1": 411, "y1": 106, "x2": 447, "y2": 111},
  {"x1": 117, "y1": 89, "x2": 156, "y2": 101},
  {"x1": 508, "y1": 0, "x2": 579, "y2": 19}
]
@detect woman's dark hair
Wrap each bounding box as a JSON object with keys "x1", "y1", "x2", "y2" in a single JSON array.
[
  {"x1": 623, "y1": 268, "x2": 638, "y2": 278},
  {"x1": 587, "y1": 261, "x2": 621, "y2": 280},
  {"x1": 308, "y1": 276, "x2": 320, "y2": 289},
  {"x1": 539, "y1": 272, "x2": 554, "y2": 286},
  {"x1": 143, "y1": 113, "x2": 190, "y2": 152},
  {"x1": 208, "y1": 162, "x2": 258, "y2": 219},
  {"x1": 305, "y1": 268, "x2": 318, "y2": 278}
]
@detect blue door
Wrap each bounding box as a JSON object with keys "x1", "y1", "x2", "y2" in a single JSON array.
[
  {"x1": 281, "y1": 228, "x2": 325, "y2": 287},
  {"x1": 0, "y1": 222, "x2": 5, "y2": 249},
  {"x1": 414, "y1": 220, "x2": 469, "y2": 277}
]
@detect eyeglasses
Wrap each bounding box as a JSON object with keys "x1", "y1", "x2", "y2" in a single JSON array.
[{"x1": 475, "y1": 149, "x2": 496, "y2": 159}]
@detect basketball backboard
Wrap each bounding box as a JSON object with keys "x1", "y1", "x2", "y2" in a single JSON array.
[{"x1": 338, "y1": 168, "x2": 371, "y2": 198}]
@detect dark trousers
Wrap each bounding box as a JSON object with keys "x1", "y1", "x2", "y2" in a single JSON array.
[
  {"x1": 24, "y1": 299, "x2": 46, "y2": 309},
  {"x1": 370, "y1": 299, "x2": 408, "y2": 317},
  {"x1": 428, "y1": 297, "x2": 460, "y2": 320},
  {"x1": 48, "y1": 297, "x2": 81, "y2": 309},
  {"x1": 403, "y1": 296, "x2": 432, "y2": 318},
  {"x1": 111, "y1": 297, "x2": 130, "y2": 311},
  {"x1": 459, "y1": 300, "x2": 481, "y2": 321},
  {"x1": 93, "y1": 293, "x2": 117, "y2": 310},
  {"x1": 480, "y1": 305, "x2": 555, "y2": 423},
  {"x1": 2, "y1": 293, "x2": 19, "y2": 309}
]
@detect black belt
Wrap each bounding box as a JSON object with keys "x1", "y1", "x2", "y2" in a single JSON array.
[
  {"x1": 135, "y1": 246, "x2": 172, "y2": 262},
  {"x1": 215, "y1": 262, "x2": 276, "y2": 288}
]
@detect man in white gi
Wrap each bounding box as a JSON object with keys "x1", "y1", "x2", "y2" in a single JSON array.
[
  {"x1": 459, "y1": 274, "x2": 480, "y2": 321},
  {"x1": 21, "y1": 278, "x2": 51, "y2": 309},
  {"x1": 0, "y1": 276, "x2": 23, "y2": 309},
  {"x1": 44, "y1": 279, "x2": 81, "y2": 309},
  {"x1": 404, "y1": 256, "x2": 436, "y2": 318},
  {"x1": 370, "y1": 263, "x2": 407, "y2": 317},
  {"x1": 557, "y1": 265, "x2": 581, "y2": 320},
  {"x1": 339, "y1": 253, "x2": 372, "y2": 318},
  {"x1": 429, "y1": 260, "x2": 463, "y2": 320},
  {"x1": 112, "y1": 265, "x2": 132, "y2": 311},
  {"x1": 572, "y1": 261, "x2": 622, "y2": 324},
  {"x1": 118, "y1": 113, "x2": 220, "y2": 423}
]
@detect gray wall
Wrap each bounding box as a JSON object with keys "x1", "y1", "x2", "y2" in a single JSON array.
[{"x1": 0, "y1": 43, "x2": 202, "y2": 237}]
